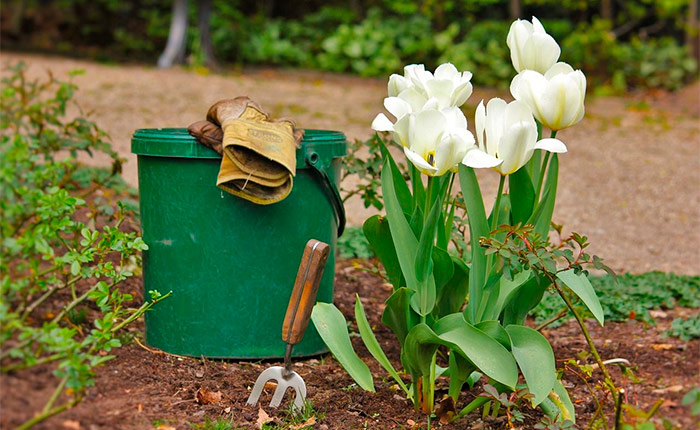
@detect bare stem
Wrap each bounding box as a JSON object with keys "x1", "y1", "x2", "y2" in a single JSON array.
[{"x1": 552, "y1": 279, "x2": 618, "y2": 399}]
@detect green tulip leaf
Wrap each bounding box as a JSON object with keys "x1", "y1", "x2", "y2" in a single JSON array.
[
  {"x1": 448, "y1": 350, "x2": 475, "y2": 400},
  {"x1": 379, "y1": 136, "x2": 412, "y2": 215},
  {"x1": 534, "y1": 154, "x2": 558, "y2": 238},
  {"x1": 501, "y1": 275, "x2": 547, "y2": 326},
  {"x1": 556, "y1": 269, "x2": 605, "y2": 326},
  {"x1": 505, "y1": 325, "x2": 556, "y2": 405},
  {"x1": 433, "y1": 313, "x2": 519, "y2": 388},
  {"x1": 381, "y1": 287, "x2": 419, "y2": 347},
  {"x1": 354, "y1": 294, "x2": 408, "y2": 394},
  {"x1": 475, "y1": 321, "x2": 511, "y2": 349},
  {"x1": 415, "y1": 196, "x2": 443, "y2": 283},
  {"x1": 363, "y1": 215, "x2": 404, "y2": 290},
  {"x1": 401, "y1": 323, "x2": 442, "y2": 378},
  {"x1": 509, "y1": 166, "x2": 536, "y2": 225},
  {"x1": 311, "y1": 303, "x2": 375, "y2": 392},
  {"x1": 551, "y1": 379, "x2": 576, "y2": 423},
  {"x1": 458, "y1": 165, "x2": 489, "y2": 323}
]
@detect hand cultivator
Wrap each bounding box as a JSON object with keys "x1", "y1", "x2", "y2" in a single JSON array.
[{"x1": 246, "y1": 239, "x2": 330, "y2": 411}]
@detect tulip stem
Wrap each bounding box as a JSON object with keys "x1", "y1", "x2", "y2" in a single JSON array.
[
  {"x1": 534, "y1": 130, "x2": 557, "y2": 204},
  {"x1": 490, "y1": 175, "x2": 506, "y2": 232}
]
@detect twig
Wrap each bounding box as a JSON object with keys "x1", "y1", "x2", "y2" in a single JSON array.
[{"x1": 535, "y1": 307, "x2": 570, "y2": 331}]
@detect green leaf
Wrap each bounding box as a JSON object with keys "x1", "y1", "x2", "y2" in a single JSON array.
[
  {"x1": 534, "y1": 154, "x2": 558, "y2": 238},
  {"x1": 505, "y1": 325, "x2": 556, "y2": 405},
  {"x1": 379, "y1": 140, "x2": 412, "y2": 215},
  {"x1": 382, "y1": 287, "x2": 419, "y2": 347},
  {"x1": 475, "y1": 321, "x2": 510, "y2": 349},
  {"x1": 458, "y1": 165, "x2": 489, "y2": 323},
  {"x1": 557, "y1": 269, "x2": 605, "y2": 326},
  {"x1": 401, "y1": 324, "x2": 441, "y2": 378},
  {"x1": 448, "y1": 350, "x2": 475, "y2": 400},
  {"x1": 408, "y1": 163, "x2": 426, "y2": 210},
  {"x1": 494, "y1": 270, "x2": 532, "y2": 316},
  {"x1": 433, "y1": 313, "x2": 519, "y2": 388},
  {"x1": 415, "y1": 195, "x2": 443, "y2": 283},
  {"x1": 354, "y1": 295, "x2": 408, "y2": 394},
  {"x1": 433, "y1": 251, "x2": 462, "y2": 318},
  {"x1": 363, "y1": 215, "x2": 404, "y2": 290},
  {"x1": 551, "y1": 379, "x2": 576, "y2": 423},
  {"x1": 311, "y1": 303, "x2": 375, "y2": 392},
  {"x1": 509, "y1": 166, "x2": 535, "y2": 225},
  {"x1": 501, "y1": 275, "x2": 547, "y2": 326},
  {"x1": 382, "y1": 161, "x2": 434, "y2": 316}
]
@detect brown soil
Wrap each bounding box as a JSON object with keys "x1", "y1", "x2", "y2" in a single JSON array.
[
  {"x1": 2, "y1": 260, "x2": 698, "y2": 430},
  {"x1": 1, "y1": 52, "x2": 699, "y2": 276}
]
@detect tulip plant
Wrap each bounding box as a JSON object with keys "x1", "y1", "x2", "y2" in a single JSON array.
[{"x1": 312, "y1": 17, "x2": 608, "y2": 424}]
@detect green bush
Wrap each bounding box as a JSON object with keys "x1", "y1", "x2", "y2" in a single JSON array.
[{"x1": 0, "y1": 63, "x2": 168, "y2": 429}]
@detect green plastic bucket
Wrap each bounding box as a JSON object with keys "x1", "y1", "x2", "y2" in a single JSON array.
[{"x1": 131, "y1": 128, "x2": 346, "y2": 358}]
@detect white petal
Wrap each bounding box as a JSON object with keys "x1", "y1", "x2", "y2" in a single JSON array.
[
  {"x1": 404, "y1": 146, "x2": 438, "y2": 175},
  {"x1": 371, "y1": 113, "x2": 394, "y2": 132},
  {"x1": 451, "y1": 81, "x2": 474, "y2": 107},
  {"x1": 434, "y1": 134, "x2": 468, "y2": 176},
  {"x1": 524, "y1": 33, "x2": 560, "y2": 73},
  {"x1": 434, "y1": 62, "x2": 460, "y2": 81},
  {"x1": 443, "y1": 106, "x2": 468, "y2": 129},
  {"x1": 384, "y1": 96, "x2": 412, "y2": 119},
  {"x1": 392, "y1": 114, "x2": 412, "y2": 146},
  {"x1": 485, "y1": 98, "x2": 508, "y2": 156},
  {"x1": 532, "y1": 16, "x2": 546, "y2": 33},
  {"x1": 544, "y1": 62, "x2": 575, "y2": 79},
  {"x1": 475, "y1": 100, "x2": 486, "y2": 150},
  {"x1": 497, "y1": 121, "x2": 538, "y2": 175},
  {"x1": 505, "y1": 99, "x2": 535, "y2": 127},
  {"x1": 411, "y1": 110, "x2": 446, "y2": 155},
  {"x1": 424, "y1": 79, "x2": 454, "y2": 108},
  {"x1": 462, "y1": 148, "x2": 503, "y2": 169},
  {"x1": 388, "y1": 74, "x2": 410, "y2": 97},
  {"x1": 534, "y1": 138, "x2": 567, "y2": 153},
  {"x1": 398, "y1": 87, "x2": 429, "y2": 111}
]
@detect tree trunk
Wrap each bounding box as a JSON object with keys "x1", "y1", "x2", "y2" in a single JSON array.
[
  {"x1": 509, "y1": 0, "x2": 521, "y2": 20},
  {"x1": 687, "y1": 0, "x2": 700, "y2": 63},
  {"x1": 9, "y1": 0, "x2": 27, "y2": 37},
  {"x1": 197, "y1": 0, "x2": 218, "y2": 68},
  {"x1": 158, "y1": 0, "x2": 189, "y2": 68},
  {"x1": 600, "y1": 0, "x2": 613, "y2": 21}
]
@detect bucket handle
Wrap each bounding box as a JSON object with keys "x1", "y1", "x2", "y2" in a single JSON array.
[{"x1": 305, "y1": 151, "x2": 346, "y2": 237}]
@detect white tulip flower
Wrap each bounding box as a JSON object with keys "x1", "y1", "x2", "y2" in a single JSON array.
[
  {"x1": 386, "y1": 63, "x2": 474, "y2": 110},
  {"x1": 462, "y1": 98, "x2": 567, "y2": 175},
  {"x1": 510, "y1": 62, "x2": 587, "y2": 131},
  {"x1": 507, "y1": 17, "x2": 561, "y2": 74},
  {"x1": 381, "y1": 107, "x2": 475, "y2": 177}
]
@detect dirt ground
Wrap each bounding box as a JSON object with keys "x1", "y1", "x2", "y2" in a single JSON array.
[
  {"x1": 2, "y1": 52, "x2": 699, "y2": 276},
  {"x1": 1, "y1": 53, "x2": 699, "y2": 429},
  {"x1": 2, "y1": 260, "x2": 698, "y2": 430}
]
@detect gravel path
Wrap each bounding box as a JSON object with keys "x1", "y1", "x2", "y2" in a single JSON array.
[{"x1": 4, "y1": 52, "x2": 699, "y2": 275}]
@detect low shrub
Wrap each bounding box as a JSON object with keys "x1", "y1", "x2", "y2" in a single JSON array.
[{"x1": 0, "y1": 63, "x2": 168, "y2": 429}]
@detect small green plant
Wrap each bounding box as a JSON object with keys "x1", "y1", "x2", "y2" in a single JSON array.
[
  {"x1": 189, "y1": 417, "x2": 236, "y2": 430},
  {"x1": 533, "y1": 272, "x2": 700, "y2": 327},
  {"x1": 337, "y1": 226, "x2": 374, "y2": 259},
  {"x1": 664, "y1": 313, "x2": 700, "y2": 341},
  {"x1": 0, "y1": 62, "x2": 167, "y2": 429},
  {"x1": 682, "y1": 387, "x2": 700, "y2": 416}
]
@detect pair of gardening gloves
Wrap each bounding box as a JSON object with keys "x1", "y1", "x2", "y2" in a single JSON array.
[{"x1": 188, "y1": 97, "x2": 304, "y2": 204}]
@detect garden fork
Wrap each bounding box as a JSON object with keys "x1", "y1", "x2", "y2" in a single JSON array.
[{"x1": 246, "y1": 239, "x2": 330, "y2": 411}]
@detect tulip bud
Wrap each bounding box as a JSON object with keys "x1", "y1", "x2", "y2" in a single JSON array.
[
  {"x1": 462, "y1": 98, "x2": 567, "y2": 175},
  {"x1": 510, "y1": 62, "x2": 587, "y2": 131},
  {"x1": 507, "y1": 17, "x2": 561, "y2": 74}
]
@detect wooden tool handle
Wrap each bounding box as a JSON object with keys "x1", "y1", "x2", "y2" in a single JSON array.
[{"x1": 282, "y1": 239, "x2": 330, "y2": 345}]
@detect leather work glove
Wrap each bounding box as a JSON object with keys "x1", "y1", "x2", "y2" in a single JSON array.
[{"x1": 188, "y1": 97, "x2": 304, "y2": 205}]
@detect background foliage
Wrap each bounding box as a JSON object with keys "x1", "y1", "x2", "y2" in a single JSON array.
[{"x1": 1, "y1": 0, "x2": 697, "y2": 90}]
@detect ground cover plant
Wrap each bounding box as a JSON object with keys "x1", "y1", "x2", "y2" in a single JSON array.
[
  {"x1": 310, "y1": 17, "x2": 635, "y2": 427},
  {"x1": 0, "y1": 63, "x2": 168, "y2": 429}
]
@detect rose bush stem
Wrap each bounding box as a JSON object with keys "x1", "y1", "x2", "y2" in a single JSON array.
[{"x1": 552, "y1": 279, "x2": 618, "y2": 399}]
